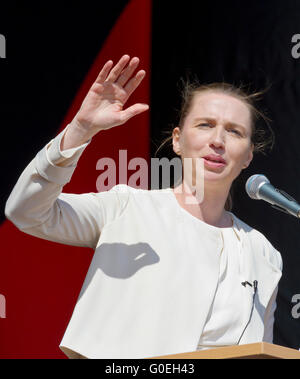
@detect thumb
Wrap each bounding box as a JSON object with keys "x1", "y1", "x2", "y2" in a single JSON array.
[{"x1": 120, "y1": 103, "x2": 149, "y2": 123}]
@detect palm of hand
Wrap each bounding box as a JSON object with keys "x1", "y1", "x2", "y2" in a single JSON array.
[{"x1": 75, "y1": 55, "x2": 148, "y2": 131}]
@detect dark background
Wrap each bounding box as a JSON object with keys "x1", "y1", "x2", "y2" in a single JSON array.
[
  {"x1": 150, "y1": 0, "x2": 300, "y2": 349},
  {"x1": 0, "y1": 0, "x2": 299, "y2": 357}
]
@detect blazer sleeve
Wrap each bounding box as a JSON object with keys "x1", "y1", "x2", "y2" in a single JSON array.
[
  {"x1": 263, "y1": 247, "x2": 283, "y2": 343},
  {"x1": 5, "y1": 126, "x2": 129, "y2": 249},
  {"x1": 263, "y1": 285, "x2": 279, "y2": 343}
]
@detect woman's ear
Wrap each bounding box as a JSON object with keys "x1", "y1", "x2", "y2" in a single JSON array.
[
  {"x1": 243, "y1": 144, "x2": 254, "y2": 169},
  {"x1": 172, "y1": 127, "x2": 181, "y2": 155}
]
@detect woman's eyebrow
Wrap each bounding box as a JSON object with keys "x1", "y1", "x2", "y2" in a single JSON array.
[{"x1": 193, "y1": 117, "x2": 215, "y2": 123}]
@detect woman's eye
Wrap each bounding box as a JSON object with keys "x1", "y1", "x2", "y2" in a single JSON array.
[{"x1": 229, "y1": 129, "x2": 241, "y2": 136}]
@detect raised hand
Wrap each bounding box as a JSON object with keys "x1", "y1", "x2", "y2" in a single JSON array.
[{"x1": 74, "y1": 54, "x2": 148, "y2": 133}]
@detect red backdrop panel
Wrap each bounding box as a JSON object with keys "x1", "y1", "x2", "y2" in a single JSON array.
[{"x1": 0, "y1": 0, "x2": 151, "y2": 358}]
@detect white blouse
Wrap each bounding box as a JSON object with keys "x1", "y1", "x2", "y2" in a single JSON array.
[
  {"x1": 197, "y1": 217, "x2": 246, "y2": 350},
  {"x1": 5, "y1": 126, "x2": 282, "y2": 358}
]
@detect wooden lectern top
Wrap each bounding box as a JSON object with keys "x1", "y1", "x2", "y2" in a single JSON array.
[{"x1": 149, "y1": 343, "x2": 300, "y2": 359}]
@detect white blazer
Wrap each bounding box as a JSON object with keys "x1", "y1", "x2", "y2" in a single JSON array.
[{"x1": 5, "y1": 128, "x2": 282, "y2": 359}]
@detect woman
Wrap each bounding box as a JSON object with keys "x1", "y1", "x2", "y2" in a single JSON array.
[{"x1": 5, "y1": 55, "x2": 282, "y2": 359}]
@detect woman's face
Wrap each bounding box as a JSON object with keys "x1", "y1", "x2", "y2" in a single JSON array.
[{"x1": 172, "y1": 91, "x2": 254, "y2": 187}]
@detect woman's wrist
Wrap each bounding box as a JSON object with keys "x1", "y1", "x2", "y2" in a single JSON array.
[{"x1": 60, "y1": 118, "x2": 97, "y2": 150}]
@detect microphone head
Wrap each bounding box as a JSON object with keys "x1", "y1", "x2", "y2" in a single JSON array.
[{"x1": 245, "y1": 174, "x2": 270, "y2": 199}]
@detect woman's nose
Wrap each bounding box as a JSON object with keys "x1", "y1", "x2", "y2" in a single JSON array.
[{"x1": 209, "y1": 127, "x2": 225, "y2": 149}]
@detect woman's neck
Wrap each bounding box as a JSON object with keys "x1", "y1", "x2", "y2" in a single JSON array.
[{"x1": 173, "y1": 181, "x2": 232, "y2": 227}]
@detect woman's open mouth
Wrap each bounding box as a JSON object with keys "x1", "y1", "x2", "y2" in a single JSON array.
[{"x1": 203, "y1": 155, "x2": 226, "y2": 168}]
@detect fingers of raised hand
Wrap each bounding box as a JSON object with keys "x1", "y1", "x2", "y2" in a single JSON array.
[
  {"x1": 93, "y1": 55, "x2": 146, "y2": 105},
  {"x1": 95, "y1": 55, "x2": 130, "y2": 84},
  {"x1": 104, "y1": 55, "x2": 131, "y2": 83},
  {"x1": 96, "y1": 55, "x2": 144, "y2": 87},
  {"x1": 116, "y1": 57, "x2": 140, "y2": 86},
  {"x1": 95, "y1": 60, "x2": 114, "y2": 84},
  {"x1": 123, "y1": 69, "x2": 146, "y2": 99}
]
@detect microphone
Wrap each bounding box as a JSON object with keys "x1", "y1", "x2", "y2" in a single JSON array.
[
  {"x1": 245, "y1": 174, "x2": 300, "y2": 218},
  {"x1": 241, "y1": 281, "x2": 253, "y2": 287}
]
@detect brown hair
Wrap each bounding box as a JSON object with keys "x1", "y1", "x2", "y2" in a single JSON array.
[{"x1": 155, "y1": 80, "x2": 274, "y2": 211}]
